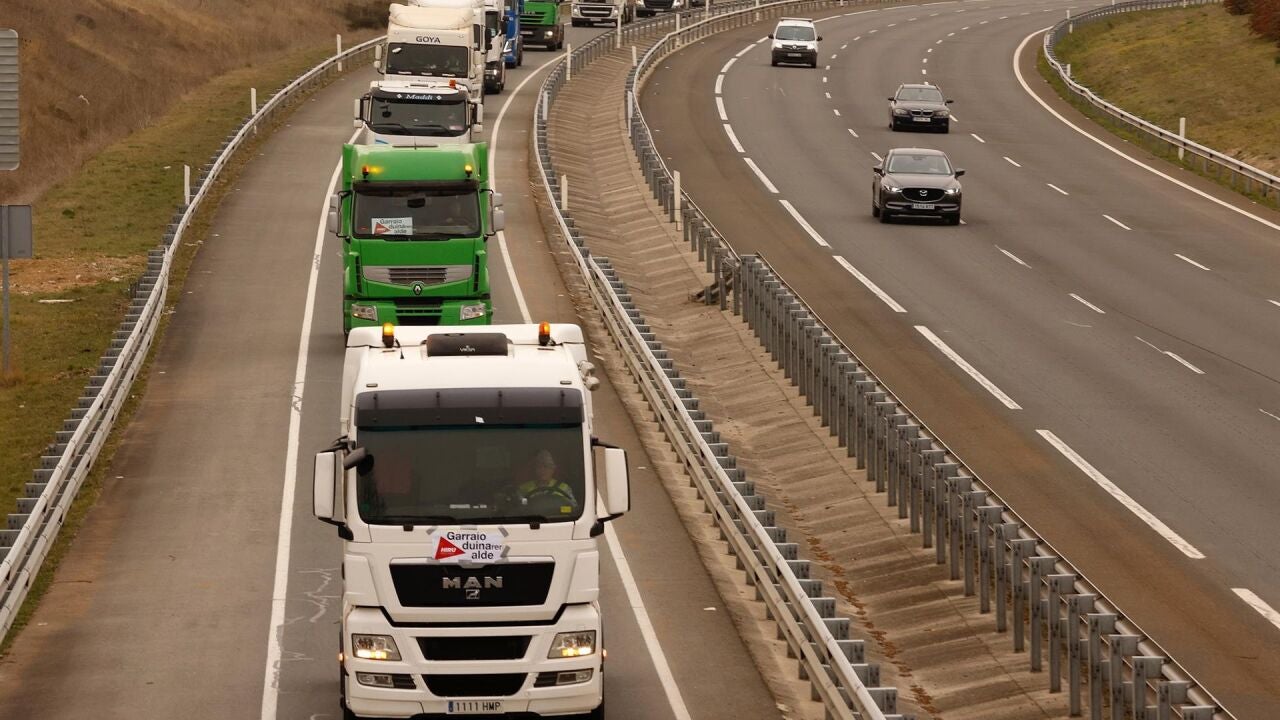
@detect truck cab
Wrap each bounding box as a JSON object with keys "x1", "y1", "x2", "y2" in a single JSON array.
[
  {"x1": 571, "y1": 0, "x2": 633, "y2": 26},
  {"x1": 356, "y1": 79, "x2": 481, "y2": 146},
  {"x1": 332, "y1": 143, "x2": 501, "y2": 332},
  {"x1": 410, "y1": 0, "x2": 507, "y2": 94},
  {"x1": 385, "y1": 3, "x2": 487, "y2": 108},
  {"x1": 520, "y1": 0, "x2": 565, "y2": 50},
  {"x1": 314, "y1": 323, "x2": 629, "y2": 719}
]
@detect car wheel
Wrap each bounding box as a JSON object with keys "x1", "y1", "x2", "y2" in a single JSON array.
[
  {"x1": 879, "y1": 209, "x2": 892, "y2": 224},
  {"x1": 871, "y1": 200, "x2": 880, "y2": 218},
  {"x1": 771, "y1": 59, "x2": 778, "y2": 67},
  {"x1": 889, "y1": 119, "x2": 897, "y2": 131},
  {"x1": 946, "y1": 214, "x2": 961, "y2": 225}
]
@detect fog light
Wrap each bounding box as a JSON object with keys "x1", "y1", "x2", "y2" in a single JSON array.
[
  {"x1": 556, "y1": 669, "x2": 593, "y2": 685},
  {"x1": 356, "y1": 672, "x2": 397, "y2": 688}
]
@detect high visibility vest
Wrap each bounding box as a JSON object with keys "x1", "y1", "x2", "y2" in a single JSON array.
[{"x1": 518, "y1": 479, "x2": 576, "y2": 505}]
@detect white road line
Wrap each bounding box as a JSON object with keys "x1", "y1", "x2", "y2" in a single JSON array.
[
  {"x1": 1069, "y1": 293, "x2": 1105, "y2": 314},
  {"x1": 916, "y1": 326, "x2": 1022, "y2": 409},
  {"x1": 854, "y1": 35, "x2": 862, "y2": 41},
  {"x1": 258, "y1": 127, "x2": 358, "y2": 720},
  {"x1": 971, "y1": 133, "x2": 986, "y2": 143},
  {"x1": 871, "y1": 151, "x2": 883, "y2": 162},
  {"x1": 714, "y1": 74, "x2": 724, "y2": 95},
  {"x1": 962, "y1": 25, "x2": 970, "y2": 30},
  {"x1": 922, "y1": 69, "x2": 928, "y2": 75},
  {"x1": 720, "y1": 57, "x2": 737, "y2": 74},
  {"x1": 779, "y1": 200, "x2": 830, "y2": 247},
  {"x1": 833, "y1": 108, "x2": 841, "y2": 116},
  {"x1": 1102, "y1": 214, "x2": 1130, "y2": 230},
  {"x1": 927, "y1": 47, "x2": 933, "y2": 53},
  {"x1": 1047, "y1": 183, "x2": 1069, "y2": 195},
  {"x1": 931, "y1": 11, "x2": 941, "y2": 16},
  {"x1": 980, "y1": 19, "x2": 989, "y2": 24},
  {"x1": 1000, "y1": 14, "x2": 1009, "y2": 18},
  {"x1": 825, "y1": 65, "x2": 831, "y2": 70},
  {"x1": 723, "y1": 124, "x2": 745, "y2": 153},
  {"x1": 1004, "y1": 156, "x2": 1021, "y2": 167},
  {"x1": 1261, "y1": 408, "x2": 1280, "y2": 423},
  {"x1": 909, "y1": 16, "x2": 919, "y2": 21},
  {"x1": 1269, "y1": 299, "x2": 1280, "y2": 308},
  {"x1": 848, "y1": 128, "x2": 859, "y2": 138},
  {"x1": 1175, "y1": 253, "x2": 1212, "y2": 271},
  {"x1": 1135, "y1": 336, "x2": 1205, "y2": 375},
  {"x1": 996, "y1": 246, "x2": 1030, "y2": 267},
  {"x1": 735, "y1": 44, "x2": 754, "y2": 58},
  {"x1": 935, "y1": 38, "x2": 943, "y2": 43},
  {"x1": 1038, "y1": 430, "x2": 1205, "y2": 559},
  {"x1": 841, "y1": 43, "x2": 849, "y2": 49},
  {"x1": 825, "y1": 92, "x2": 832, "y2": 99},
  {"x1": 1014, "y1": 29, "x2": 1280, "y2": 234},
  {"x1": 888, "y1": 22, "x2": 897, "y2": 26},
  {"x1": 869, "y1": 29, "x2": 878, "y2": 33},
  {"x1": 1233, "y1": 589, "x2": 1280, "y2": 632},
  {"x1": 715, "y1": 96, "x2": 728, "y2": 121},
  {"x1": 948, "y1": 114, "x2": 958, "y2": 123},
  {"x1": 831, "y1": 53, "x2": 838, "y2": 59},
  {"x1": 959, "y1": 219, "x2": 966, "y2": 225},
  {"x1": 923, "y1": 58, "x2": 929, "y2": 63},
  {"x1": 743, "y1": 158, "x2": 779, "y2": 193},
  {"x1": 834, "y1": 256, "x2": 908, "y2": 313}
]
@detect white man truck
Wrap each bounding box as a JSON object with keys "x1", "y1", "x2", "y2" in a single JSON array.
[
  {"x1": 385, "y1": 3, "x2": 486, "y2": 108},
  {"x1": 314, "y1": 322, "x2": 629, "y2": 719},
  {"x1": 411, "y1": 0, "x2": 508, "y2": 94},
  {"x1": 356, "y1": 79, "x2": 481, "y2": 145}
]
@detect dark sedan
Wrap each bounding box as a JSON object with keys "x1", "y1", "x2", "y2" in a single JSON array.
[
  {"x1": 888, "y1": 83, "x2": 953, "y2": 133},
  {"x1": 872, "y1": 148, "x2": 964, "y2": 225}
]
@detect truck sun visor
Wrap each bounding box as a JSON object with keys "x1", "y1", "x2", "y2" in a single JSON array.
[
  {"x1": 426, "y1": 332, "x2": 510, "y2": 356},
  {"x1": 355, "y1": 387, "x2": 584, "y2": 426}
]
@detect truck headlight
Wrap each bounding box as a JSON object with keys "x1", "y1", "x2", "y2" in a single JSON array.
[
  {"x1": 352, "y1": 634, "x2": 401, "y2": 661},
  {"x1": 459, "y1": 303, "x2": 487, "y2": 321},
  {"x1": 504, "y1": 38, "x2": 515, "y2": 54},
  {"x1": 548, "y1": 630, "x2": 596, "y2": 658},
  {"x1": 544, "y1": 29, "x2": 555, "y2": 38},
  {"x1": 351, "y1": 304, "x2": 378, "y2": 322}
]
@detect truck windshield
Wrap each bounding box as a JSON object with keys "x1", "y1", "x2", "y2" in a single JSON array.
[
  {"x1": 369, "y1": 92, "x2": 468, "y2": 136},
  {"x1": 355, "y1": 425, "x2": 587, "y2": 525},
  {"x1": 387, "y1": 43, "x2": 470, "y2": 78},
  {"x1": 354, "y1": 186, "x2": 481, "y2": 239}
]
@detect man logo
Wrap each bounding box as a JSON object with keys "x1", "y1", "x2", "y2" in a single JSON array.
[
  {"x1": 443, "y1": 576, "x2": 503, "y2": 600},
  {"x1": 412, "y1": 282, "x2": 424, "y2": 296}
]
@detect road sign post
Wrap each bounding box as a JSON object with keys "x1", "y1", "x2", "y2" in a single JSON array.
[{"x1": 1, "y1": 205, "x2": 33, "y2": 375}]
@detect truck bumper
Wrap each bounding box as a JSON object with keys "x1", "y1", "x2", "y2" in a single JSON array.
[
  {"x1": 345, "y1": 297, "x2": 491, "y2": 332},
  {"x1": 342, "y1": 604, "x2": 604, "y2": 718}
]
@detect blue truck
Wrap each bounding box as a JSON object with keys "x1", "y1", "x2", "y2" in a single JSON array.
[{"x1": 503, "y1": 0, "x2": 524, "y2": 67}]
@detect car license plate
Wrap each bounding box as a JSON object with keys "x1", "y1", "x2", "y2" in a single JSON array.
[
  {"x1": 912, "y1": 117, "x2": 930, "y2": 123},
  {"x1": 787, "y1": 53, "x2": 801, "y2": 57},
  {"x1": 911, "y1": 203, "x2": 935, "y2": 210},
  {"x1": 447, "y1": 700, "x2": 504, "y2": 714}
]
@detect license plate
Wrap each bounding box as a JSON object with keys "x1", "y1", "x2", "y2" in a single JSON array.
[
  {"x1": 911, "y1": 203, "x2": 935, "y2": 210},
  {"x1": 912, "y1": 117, "x2": 930, "y2": 122},
  {"x1": 447, "y1": 700, "x2": 505, "y2": 714},
  {"x1": 787, "y1": 53, "x2": 802, "y2": 57}
]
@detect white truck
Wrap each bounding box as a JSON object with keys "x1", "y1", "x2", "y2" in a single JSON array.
[
  {"x1": 570, "y1": 0, "x2": 634, "y2": 26},
  {"x1": 410, "y1": 0, "x2": 508, "y2": 94},
  {"x1": 384, "y1": 3, "x2": 486, "y2": 107},
  {"x1": 355, "y1": 79, "x2": 481, "y2": 145},
  {"x1": 313, "y1": 323, "x2": 630, "y2": 720}
]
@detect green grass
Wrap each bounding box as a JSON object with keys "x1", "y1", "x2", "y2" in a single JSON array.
[
  {"x1": 0, "y1": 42, "x2": 349, "y2": 650},
  {"x1": 1047, "y1": 5, "x2": 1280, "y2": 182}
]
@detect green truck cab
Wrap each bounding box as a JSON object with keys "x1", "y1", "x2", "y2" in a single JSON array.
[
  {"x1": 332, "y1": 143, "x2": 502, "y2": 333},
  {"x1": 519, "y1": 0, "x2": 565, "y2": 49}
]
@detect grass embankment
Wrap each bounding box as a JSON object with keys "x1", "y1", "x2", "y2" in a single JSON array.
[
  {"x1": 1042, "y1": 4, "x2": 1280, "y2": 193},
  {"x1": 0, "y1": 43, "x2": 347, "y2": 650}
]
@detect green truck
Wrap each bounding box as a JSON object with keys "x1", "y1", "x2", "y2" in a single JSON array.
[
  {"x1": 519, "y1": 0, "x2": 565, "y2": 49},
  {"x1": 331, "y1": 142, "x2": 502, "y2": 333}
]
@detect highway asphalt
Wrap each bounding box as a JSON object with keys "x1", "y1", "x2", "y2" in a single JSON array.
[
  {"x1": 640, "y1": 0, "x2": 1280, "y2": 716},
  {"x1": 0, "y1": 22, "x2": 784, "y2": 720}
]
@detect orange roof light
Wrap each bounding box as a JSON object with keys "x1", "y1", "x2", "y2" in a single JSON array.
[
  {"x1": 382, "y1": 323, "x2": 395, "y2": 348},
  {"x1": 538, "y1": 322, "x2": 551, "y2": 347}
]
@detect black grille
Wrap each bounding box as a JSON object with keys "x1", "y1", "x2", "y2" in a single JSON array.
[
  {"x1": 909, "y1": 109, "x2": 935, "y2": 117},
  {"x1": 903, "y1": 187, "x2": 946, "y2": 202},
  {"x1": 391, "y1": 563, "x2": 556, "y2": 607},
  {"x1": 424, "y1": 673, "x2": 527, "y2": 697},
  {"x1": 419, "y1": 635, "x2": 532, "y2": 660}
]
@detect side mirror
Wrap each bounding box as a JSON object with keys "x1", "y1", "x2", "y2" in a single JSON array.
[
  {"x1": 767, "y1": 33, "x2": 774, "y2": 39},
  {"x1": 491, "y1": 207, "x2": 506, "y2": 233},
  {"x1": 955, "y1": 169, "x2": 965, "y2": 177},
  {"x1": 945, "y1": 99, "x2": 954, "y2": 104},
  {"x1": 353, "y1": 98, "x2": 363, "y2": 129},
  {"x1": 873, "y1": 167, "x2": 884, "y2": 176},
  {"x1": 328, "y1": 193, "x2": 342, "y2": 236},
  {"x1": 373, "y1": 45, "x2": 383, "y2": 72},
  {"x1": 491, "y1": 192, "x2": 504, "y2": 208},
  {"x1": 887, "y1": 97, "x2": 895, "y2": 102},
  {"x1": 817, "y1": 35, "x2": 823, "y2": 41},
  {"x1": 597, "y1": 446, "x2": 630, "y2": 518},
  {"x1": 313, "y1": 451, "x2": 341, "y2": 522}
]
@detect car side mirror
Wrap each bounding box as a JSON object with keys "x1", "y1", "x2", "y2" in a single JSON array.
[
  {"x1": 945, "y1": 99, "x2": 954, "y2": 104},
  {"x1": 873, "y1": 167, "x2": 884, "y2": 176},
  {"x1": 817, "y1": 35, "x2": 823, "y2": 41},
  {"x1": 955, "y1": 169, "x2": 965, "y2": 177},
  {"x1": 887, "y1": 97, "x2": 895, "y2": 102},
  {"x1": 767, "y1": 33, "x2": 774, "y2": 39}
]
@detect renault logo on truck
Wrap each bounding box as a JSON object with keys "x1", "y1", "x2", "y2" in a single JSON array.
[{"x1": 444, "y1": 575, "x2": 504, "y2": 600}]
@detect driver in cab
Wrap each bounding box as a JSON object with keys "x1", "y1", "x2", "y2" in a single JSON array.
[{"x1": 508, "y1": 449, "x2": 578, "y2": 515}]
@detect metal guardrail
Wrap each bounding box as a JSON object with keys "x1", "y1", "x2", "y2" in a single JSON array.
[
  {"x1": 1044, "y1": 0, "x2": 1280, "y2": 204},
  {"x1": 0, "y1": 36, "x2": 384, "y2": 645},
  {"x1": 536, "y1": 3, "x2": 915, "y2": 719},
  {"x1": 617, "y1": 4, "x2": 1235, "y2": 720}
]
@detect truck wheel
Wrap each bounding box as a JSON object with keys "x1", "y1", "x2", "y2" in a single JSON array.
[{"x1": 517, "y1": 42, "x2": 524, "y2": 66}]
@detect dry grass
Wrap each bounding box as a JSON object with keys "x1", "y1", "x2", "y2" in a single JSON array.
[
  {"x1": 1052, "y1": 4, "x2": 1280, "y2": 175},
  {"x1": 0, "y1": 0, "x2": 387, "y2": 205}
]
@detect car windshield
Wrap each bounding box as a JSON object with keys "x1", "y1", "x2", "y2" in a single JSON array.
[
  {"x1": 354, "y1": 186, "x2": 481, "y2": 239},
  {"x1": 887, "y1": 153, "x2": 953, "y2": 175},
  {"x1": 368, "y1": 92, "x2": 468, "y2": 136},
  {"x1": 775, "y1": 25, "x2": 816, "y2": 41},
  {"x1": 355, "y1": 425, "x2": 586, "y2": 525},
  {"x1": 896, "y1": 87, "x2": 945, "y2": 103},
  {"x1": 386, "y1": 43, "x2": 470, "y2": 77}
]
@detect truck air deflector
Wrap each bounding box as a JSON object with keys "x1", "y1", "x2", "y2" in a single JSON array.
[
  {"x1": 353, "y1": 180, "x2": 477, "y2": 193},
  {"x1": 355, "y1": 387, "x2": 584, "y2": 426}
]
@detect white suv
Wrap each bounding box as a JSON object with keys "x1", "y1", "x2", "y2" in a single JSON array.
[{"x1": 770, "y1": 17, "x2": 820, "y2": 68}]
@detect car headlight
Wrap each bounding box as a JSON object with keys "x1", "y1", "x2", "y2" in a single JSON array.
[
  {"x1": 548, "y1": 630, "x2": 596, "y2": 658},
  {"x1": 459, "y1": 303, "x2": 487, "y2": 321},
  {"x1": 350, "y1": 304, "x2": 378, "y2": 322},
  {"x1": 882, "y1": 183, "x2": 901, "y2": 194},
  {"x1": 892, "y1": 108, "x2": 909, "y2": 116},
  {"x1": 936, "y1": 108, "x2": 950, "y2": 117},
  {"x1": 945, "y1": 187, "x2": 961, "y2": 195},
  {"x1": 352, "y1": 634, "x2": 401, "y2": 661}
]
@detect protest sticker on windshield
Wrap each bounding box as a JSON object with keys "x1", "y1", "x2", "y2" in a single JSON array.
[
  {"x1": 372, "y1": 217, "x2": 413, "y2": 235},
  {"x1": 431, "y1": 530, "x2": 506, "y2": 563}
]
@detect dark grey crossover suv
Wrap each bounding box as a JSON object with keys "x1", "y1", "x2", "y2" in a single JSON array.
[
  {"x1": 888, "y1": 83, "x2": 953, "y2": 132},
  {"x1": 872, "y1": 148, "x2": 964, "y2": 225}
]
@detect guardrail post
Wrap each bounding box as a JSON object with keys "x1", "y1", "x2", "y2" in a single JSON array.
[
  {"x1": 632, "y1": 45, "x2": 638, "y2": 67},
  {"x1": 895, "y1": 423, "x2": 918, "y2": 516},
  {"x1": 931, "y1": 463, "x2": 958, "y2": 560},
  {"x1": 337, "y1": 34, "x2": 344, "y2": 72},
  {"x1": 1132, "y1": 656, "x2": 1163, "y2": 720},
  {"x1": 1010, "y1": 539, "x2": 1036, "y2": 651},
  {"x1": 1155, "y1": 681, "x2": 1190, "y2": 720},
  {"x1": 1047, "y1": 574, "x2": 1074, "y2": 690},
  {"x1": 1088, "y1": 613, "x2": 1118, "y2": 719},
  {"x1": 947, "y1": 476, "x2": 973, "y2": 579},
  {"x1": 995, "y1": 523, "x2": 1019, "y2": 631},
  {"x1": 183, "y1": 165, "x2": 191, "y2": 206},
  {"x1": 1068, "y1": 594, "x2": 1096, "y2": 715},
  {"x1": 977, "y1": 506, "x2": 1001, "y2": 611},
  {"x1": 566, "y1": 43, "x2": 573, "y2": 81},
  {"x1": 559, "y1": 174, "x2": 569, "y2": 212},
  {"x1": 1028, "y1": 556, "x2": 1056, "y2": 672},
  {"x1": 1178, "y1": 117, "x2": 1186, "y2": 161},
  {"x1": 673, "y1": 171, "x2": 682, "y2": 227},
  {"x1": 616, "y1": 16, "x2": 622, "y2": 49}
]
